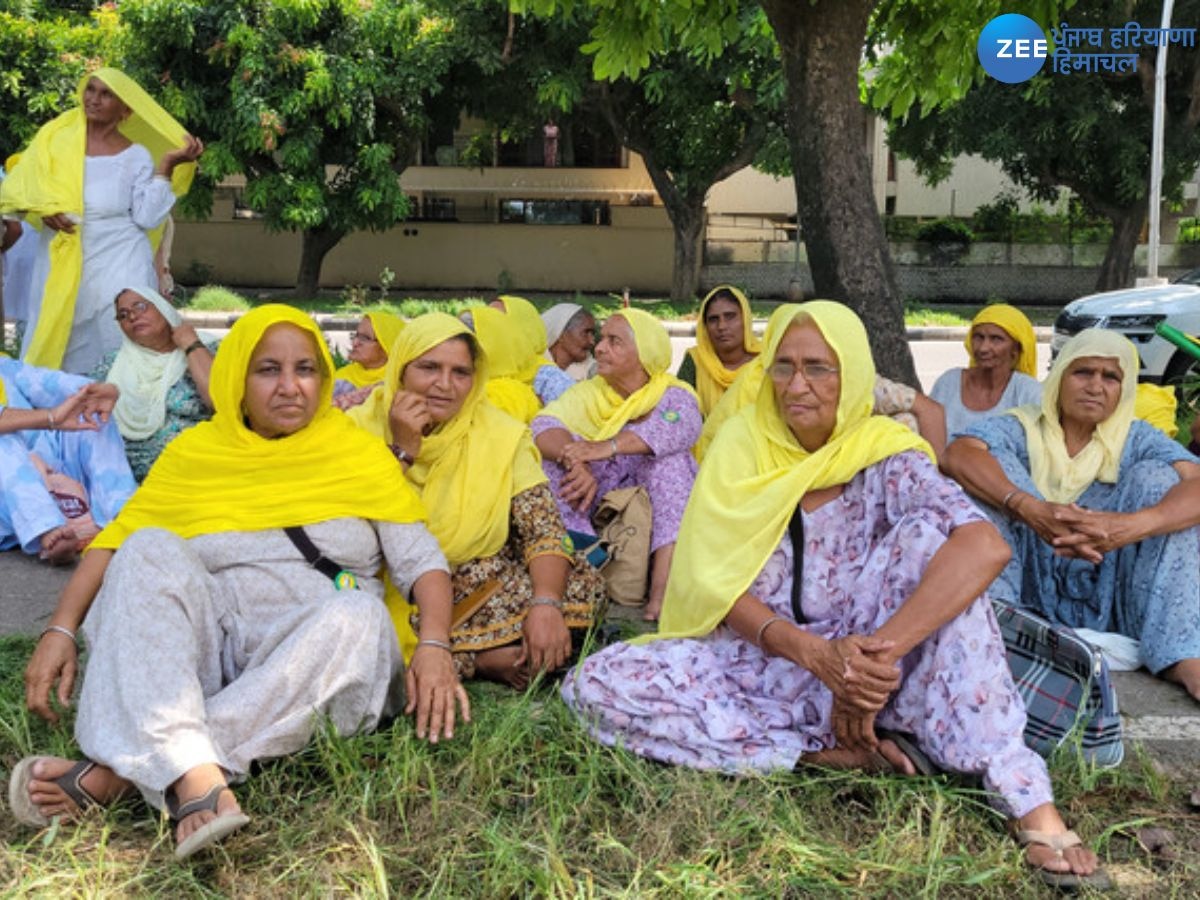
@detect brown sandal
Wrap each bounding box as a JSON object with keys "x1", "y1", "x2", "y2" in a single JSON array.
[{"x1": 1015, "y1": 829, "x2": 1112, "y2": 891}]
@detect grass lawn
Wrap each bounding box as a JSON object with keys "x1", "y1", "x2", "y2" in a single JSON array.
[
  {"x1": 178, "y1": 285, "x2": 1064, "y2": 328},
  {"x1": 3, "y1": 631, "x2": 1199, "y2": 896}
]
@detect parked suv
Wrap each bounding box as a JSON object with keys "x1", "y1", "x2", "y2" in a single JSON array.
[{"x1": 1052, "y1": 269, "x2": 1200, "y2": 384}]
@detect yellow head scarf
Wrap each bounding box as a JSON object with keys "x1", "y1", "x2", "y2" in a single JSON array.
[
  {"x1": 1007, "y1": 328, "x2": 1138, "y2": 504},
  {"x1": 334, "y1": 312, "x2": 405, "y2": 388},
  {"x1": 966, "y1": 304, "x2": 1037, "y2": 378},
  {"x1": 687, "y1": 285, "x2": 762, "y2": 416},
  {"x1": 1134, "y1": 382, "x2": 1178, "y2": 437},
  {"x1": 643, "y1": 301, "x2": 933, "y2": 643},
  {"x1": 470, "y1": 305, "x2": 543, "y2": 422},
  {"x1": 497, "y1": 295, "x2": 549, "y2": 380},
  {"x1": 539, "y1": 308, "x2": 695, "y2": 441},
  {"x1": 91, "y1": 304, "x2": 424, "y2": 551},
  {"x1": 0, "y1": 68, "x2": 196, "y2": 368}
]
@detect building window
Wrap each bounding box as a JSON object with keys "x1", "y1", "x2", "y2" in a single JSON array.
[{"x1": 499, "y1": 199, "x2": 610, "y2": 225}]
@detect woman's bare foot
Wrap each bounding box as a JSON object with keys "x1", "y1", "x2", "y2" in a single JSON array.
[
  {"x1": 25, "y1": 756, "x2": 133, "y2": 819},
  {"x1": 1016, "y1": 803, "x2": 1101, "y2": 881},
  {"x1": 474, "y1": 644, "x2": 530, "y2": 689},
  {"x1": 798, "y1": 738, "x2": 918, "y2": 775},
  {"x1": 1163, "y1": 658, "x2": 1200, "y2": 701},
  {"x1": 170, "y1": 763, "x2": 243, "y2": 848},
  {"x1": 38, "y1": 525, "x2": 78, "y2": 565}
]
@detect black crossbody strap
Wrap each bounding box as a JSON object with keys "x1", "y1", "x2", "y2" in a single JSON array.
[
  {"x1": 284, "y1": 526, "x2": 344, "y2": 584},
  {"x1": 787, "y1": 503, "x2": 806, "y2": 625}
]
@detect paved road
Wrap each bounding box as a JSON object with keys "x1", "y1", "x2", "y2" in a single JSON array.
[{"x1": 1, "y1": 337, "x2": 1196, "y2": 772}]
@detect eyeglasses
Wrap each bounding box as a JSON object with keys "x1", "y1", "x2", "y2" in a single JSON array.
[
  {"x1": 767, "y1": 360, "x2": 840, "y2": 383},
  {"x1": 114, "y1": 299, "x2": 150, "y2": 322},
  {"x1": 350, "y1": 333, "x2": 378, "y2": 344}
]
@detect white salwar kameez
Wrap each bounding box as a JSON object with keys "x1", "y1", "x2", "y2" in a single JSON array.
[
  {"x1": 23, "y1": 144, "x2": 175, "y2": 373},
  {"x1": 75, "y1": 518, "x2": 447, "y2": 810}
]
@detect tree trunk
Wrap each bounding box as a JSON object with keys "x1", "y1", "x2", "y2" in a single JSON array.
[
  {"x1": 762, "y1": 0, "x2": 917, "y2": 385},
  {"x1": 1096, "y1": 207, "x2": 1144, "y2": 292},
  {"x1": 668, "y1": 204, "x2": 705, "y2": 302},
  {"x1": 295, "y1": 226, "x2": 346, "y2": 299}
]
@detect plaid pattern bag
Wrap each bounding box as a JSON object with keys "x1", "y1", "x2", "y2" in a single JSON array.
[{"x1": 992, "y1": 600, "x2": 1124, "y2": 768}]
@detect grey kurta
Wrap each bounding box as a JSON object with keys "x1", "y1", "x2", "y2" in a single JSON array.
[{"x1": 75, "y1": 517, "x2": 447, "y2": 808}]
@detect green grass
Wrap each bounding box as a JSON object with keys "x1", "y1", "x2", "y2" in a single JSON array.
[
  {"x1": 178, "y1": 285, "x2": 1066, "y2": 328},
  {"x1": 3, "y1": 633, "x2": 1199, "y2": 896}
]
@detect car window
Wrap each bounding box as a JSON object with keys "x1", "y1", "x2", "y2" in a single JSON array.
[{"x1": 1174, "y1": 268, "x2": 1200, "y2": 285}]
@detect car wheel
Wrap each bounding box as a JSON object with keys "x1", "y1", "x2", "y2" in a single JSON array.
[{"x1": 1162, "y1": 349, "x2": 1200, "y2": 415}]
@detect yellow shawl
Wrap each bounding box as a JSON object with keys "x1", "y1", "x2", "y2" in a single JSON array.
[
  {"x1": 91, "y1": 304, "x2": 424, "y2": 551},
  {"x1": 0, "y1": 68, "x2": 196, "y2": 368},
  {"x1": 644, "y1": 301, "x2": 934, "y2": 642},
  {"x1": 1007, "y1": 328, "x2": 1138, "y2": 504},
  {"x1": 334, "y1": 312, "x2": 405, "y2": 388},
  {"x1": 497, "y1": 294, "x2": 549, "y2": 382},
  {"x1": 540, "y1": 308, "x2": 695, "y2": 440},
  {"x1": 471, "y1": 305, "x2": 542, "y2": 423},
  {"x1": 1134, "y1": 383, "x2": 1178, "y2": 437},
  {"x1": 686, "y1": 285, "x2": 762, "y2": 416},
  {"x1": 966, "y1": 304, "x2": 1037, "y2": 377}
]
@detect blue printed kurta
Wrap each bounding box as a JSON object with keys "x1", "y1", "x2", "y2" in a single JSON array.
[
  {"x1": 966, "y1": 415, "x2": 1200, "y2": 673},
  {"x1": 0, "y1": 357, "x2": 136, "y2": 554}
]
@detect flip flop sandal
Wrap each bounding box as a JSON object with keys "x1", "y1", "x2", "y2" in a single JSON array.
[
  {"x1": 875, "y1": 729, "x2": 940, "y2": 777},
  {"x1": 1015, "y1": 829, "x2": 1114, "y2": 891},
  {"x1": 168, "y1": 784, "x2": 251, "y2": 861},
  {"x1": 8, "y1": 757, "x2": 102, "y2": 827}
]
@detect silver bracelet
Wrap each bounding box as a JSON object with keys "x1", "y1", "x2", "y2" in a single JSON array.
[
  {"x1": 416, "y1": 638, "x2": 452, "y2": 652},
  {"x1": 46, "y1": 408, "x2": 56, "y2": 430},
  {"x1": 754, "y1": 615, "x2": 786, "y2": 649},
  {"x1": 40, "y1": 624, "x2": 79, "y2": 649},
  {"x1": 531, "y1": 596, "x2": 563, "y2": 610}
]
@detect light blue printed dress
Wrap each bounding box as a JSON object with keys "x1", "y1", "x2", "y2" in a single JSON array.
[
  {"x1": 966, "y1": 415, "x2": 1200, "y2": 674},
  {"x1": 0, "y1": 357, "x2": 136, "y2": 554}
]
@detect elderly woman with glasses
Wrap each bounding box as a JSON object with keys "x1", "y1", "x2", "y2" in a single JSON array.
[
  {"x1": 332, "y1": 312, "x2": 405, "y2": 409},
  {"x1": 89, "y1": 286, "x2": 214, "y2": 481},
  {"x1": 562, "y1": 301, "x2": 1106, "y2": 890}
]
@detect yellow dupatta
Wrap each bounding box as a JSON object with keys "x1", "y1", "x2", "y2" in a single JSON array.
[
  {"x1": 539, "y1": 308, "x2": 695, "y2": 440},
  {"x1": 687, "y1": 285, "x2": 762, "y2": 416},
  {"x1": 643, "y1": 301, "x2": 934, "y2": 642},
  {"x1": 334, "y1": 312, "x2": 405, "y2": 388},
  {"x1": 1134, "y1": 383, "x2": 1178, "y2": 437},
  {"x1": 497, "y1": 295, "x2": 549, "y2": 382},
  {"x1": 91, "y1": 304, "x2": 424, "y2": 551},
  {"x1": 0, "y1": 68, "x2": 196, "y2": 369},
  {"x1": 966, "y1": 304, "x2": 1037, "y2": 377},
  {"x1": 1007, "y1": 328, "x2": 1139, "y2": 504},
  {"x1": 471, "y1": 305, "x2": 542, "y2": 422}
]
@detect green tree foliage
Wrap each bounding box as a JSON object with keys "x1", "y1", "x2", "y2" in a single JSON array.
[
  {"x1": 884, "y1": 0, "x2": 1200, "y2": 292},
  {"x1": 117, "y1": 0, "x2": 457, "y2": 296},
  {"x1": 0, "y1": 4, "x2": 120, "y2": 155}
]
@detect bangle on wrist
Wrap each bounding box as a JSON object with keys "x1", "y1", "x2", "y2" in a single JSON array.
[
  {"x1": 530, "y1": 596, "x2": 563, "y2": 611},
  {"x1": 754, "y1": 614, "x2": 786, "y2": 649},
  {"x1": 390, "y1": 444, "x2": 414, "y2": 466},
  {"x1": 46, "y1": 408, "x2": 55, "y2": 430},
  {"x1": 184, "y1": 339, "x2": 206, "y2": 356},
  {"x1": 417, "y1": 638, "x2": 452, "y2": 653},
  {"x1": 609, "y1": 438, "x2": 619, "y2": 459},
  {"x1": 40, "y1": 624, "x2": 79, "y2": 649}
]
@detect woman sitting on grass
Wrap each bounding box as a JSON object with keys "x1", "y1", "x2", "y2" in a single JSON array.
[
  {"x1": 90, "y1": 286, "x2": 214, "y2": 482},
  {"x1": 491, "y1": 295, "x2": 577, "y2": 405},
  {"x1": 943, "y1": 328, "x2": 1200, "y2": 698},
  {"x1": 562, "y1": 301, "x2": 1106, "y2": 890},
  {"x1": 350, "y1": 313, "x2": 604, "y2": 687},
  {"x1": 0, "y1": 355, "x2": 134, "y2": 563},
  {"x1": 542, "y1": 302, "x2": 596, "y2": 378},
  {"x1": 13, "y1": 305, "x2": 467, "y2": 860},
  {"x1": 533, "y1": 309, "x2": 701, "y2": 621},
  {"x1": 675, "y1": 284, "x2": 761, "y2": 416},
  {"x1": 332, "y1": 311, "x2": 405, "y2": 409}
]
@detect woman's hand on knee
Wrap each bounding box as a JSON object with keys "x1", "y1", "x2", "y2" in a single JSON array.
[
  {"x1": 24, "y1": 632, "x2": 78, "y2": 724},
  {"x1": 559, "y1": 462, "x2": 598, "y2": 512},
  {"x1": 519, "y1": 605, "x2": 571, "y2": 674},
  {"x1": 404, "y1": 645, "x2": 470, "y2": 743},
  {"x1": 813, "y1": 635, "x2": 900, "y2": 712}
]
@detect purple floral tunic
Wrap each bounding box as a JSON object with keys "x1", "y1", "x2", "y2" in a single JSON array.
[
  {"x1": 562, "y1": 450, "x2": 1053, "y2": 819},
  {"x1": 531, "y1": 385, "x2": 700, "y2": 551}
]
